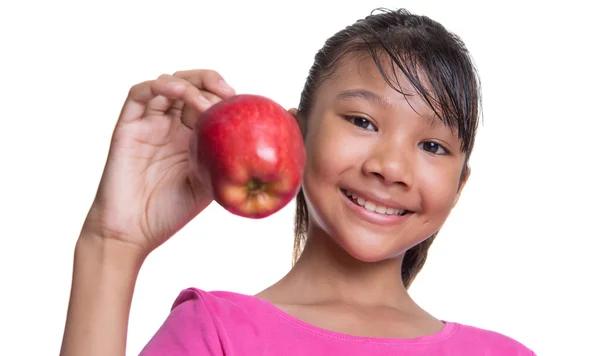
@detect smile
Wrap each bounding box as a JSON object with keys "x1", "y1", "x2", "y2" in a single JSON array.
[{"x1": 341, "y1": 189, "x2": 410, "y2": 216}]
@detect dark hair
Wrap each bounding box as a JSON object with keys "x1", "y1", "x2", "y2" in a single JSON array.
[{"x1": 293, "y1": 8, "x2": 482, "y2": 288}]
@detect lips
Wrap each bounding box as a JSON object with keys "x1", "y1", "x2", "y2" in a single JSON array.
[{"x1": 341, "y1": 189, "x2": 411, "y2": 216}]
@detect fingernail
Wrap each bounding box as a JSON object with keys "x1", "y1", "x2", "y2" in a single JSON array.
[
  {"x1": 169, "y1": 81, "x2": 185, "y2": 91},
  {"x1": 218, "y1": 79, "x2": 235, "y2": 93},
  {"x1": 197, "y1": 95, "x2": 211, "y2": 110}
]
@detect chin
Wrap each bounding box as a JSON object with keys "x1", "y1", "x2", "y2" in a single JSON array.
[
  {"x1": 344, "y1": 248, "x2": 397, "y2": 264},
  {"x1": 331, "y1": 230, "x2": 408, "y2": 264}
]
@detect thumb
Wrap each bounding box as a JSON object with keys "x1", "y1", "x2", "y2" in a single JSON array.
[{"x1": 181, "y1": 90, "x2": 223, "y2": 129}]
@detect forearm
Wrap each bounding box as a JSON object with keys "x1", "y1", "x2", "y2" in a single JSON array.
[{"x1": 60, "y1": 234, "x2": 146, "y2": 356}]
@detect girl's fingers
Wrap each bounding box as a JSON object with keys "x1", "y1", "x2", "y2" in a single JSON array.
[
  {"x1": 118, "y1": 70, "x2": 236, "y2": 127},
  {"x1": 120, "y1": 74, "x2": 207, "y2": 123},
  {"x1": 173, "y1": 69, "x2": 236, "y2": 99},
  {"x1": 179, "y1": 90, "x2": 223, "y2": 129},
  {"x1": 143, "y1": 74, "x2": 209, "y2": 116},
  {"x1": 118, "y1": 80, "x2": 156, "y2": 123}
]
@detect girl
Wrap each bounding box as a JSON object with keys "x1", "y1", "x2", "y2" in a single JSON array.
[{"x1": 60, "y1": 8, "x2": 535, "y2": 356}]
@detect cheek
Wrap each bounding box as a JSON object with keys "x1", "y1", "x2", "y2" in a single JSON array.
[
  {"x1": 301, "y1": 118, "x2": 368, "y2": 233},
  {"x1": 416, "y1": 161, "x2": 462, "y2": 213},
  {"x1": 303, "y1": 118, "x2": 367, "y2": 184}
]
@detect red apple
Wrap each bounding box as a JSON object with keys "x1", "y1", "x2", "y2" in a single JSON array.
[{"x1": 189, "y1": 94, "x2": 306, "y2": 219}]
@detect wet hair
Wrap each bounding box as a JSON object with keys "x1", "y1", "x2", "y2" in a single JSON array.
[{"x1": 293, "y1": 8, "x2": 482, "y2": 288}]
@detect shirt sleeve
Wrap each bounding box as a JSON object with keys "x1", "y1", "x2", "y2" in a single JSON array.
[{"x1": 138, "y1": 288, "x2": 224, "y2": 356}]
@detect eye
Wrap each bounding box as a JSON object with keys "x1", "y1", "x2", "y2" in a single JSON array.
[
  {"x1": 344, "y1": 116, "x2": 378, "y2": 131},
  {"x1": 419, "y1": 141, "x2": 449, "y2": 155}
]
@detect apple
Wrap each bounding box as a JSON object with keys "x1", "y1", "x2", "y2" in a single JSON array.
[{"x1": 189, "y1": 94, "x2": 306, "y2": 219}]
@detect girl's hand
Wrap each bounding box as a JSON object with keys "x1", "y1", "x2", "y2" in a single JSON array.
[{"x1": 81, "y1": 69, "x2": 236, "y2": 256}]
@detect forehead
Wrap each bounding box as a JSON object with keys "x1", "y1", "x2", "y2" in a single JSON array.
[{"x1": 317, "y1": 54, "x2": 437, "y2": 119}]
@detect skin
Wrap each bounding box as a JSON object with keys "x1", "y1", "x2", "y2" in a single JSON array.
[
  {"x1": 257, "y1": 56, "x2": 470, "y2": 338},
  {"x1": 59, "y1": 57, "x2": 469, "y2": 355},
  {"x1": 60, "y1": 70, "x2": 237, "y2": 356}
]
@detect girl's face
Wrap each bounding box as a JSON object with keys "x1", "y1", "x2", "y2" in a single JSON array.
[{"x1": 299, "y1": 55, "x2": 469, "y2": 263}]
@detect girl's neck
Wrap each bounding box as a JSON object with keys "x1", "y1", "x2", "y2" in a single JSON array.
[{"x1": 261, "y1": 227, "x2": 417, "y2": 311}]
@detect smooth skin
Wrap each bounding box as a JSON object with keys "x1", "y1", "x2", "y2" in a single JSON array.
[
  {"x1": 60, "y1": 70, "x2": 236, "y2": 356},
  {"x1": 258, "y1": 57, "x2": 469, "y2": 338},
  {"x1": 60, "y1": 57, "x2": 469, "y2": 355}
]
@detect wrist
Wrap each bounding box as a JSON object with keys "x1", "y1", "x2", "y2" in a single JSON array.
[{"x1": 75, "y1": 230, "x2": 148, "y2": 273}]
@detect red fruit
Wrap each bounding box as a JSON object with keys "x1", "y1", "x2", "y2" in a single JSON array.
[{"x1": 189, "y1": 94, "x2": 306, "y2": 219}]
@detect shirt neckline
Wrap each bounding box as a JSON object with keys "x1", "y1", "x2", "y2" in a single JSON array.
[{"x1": 247, "y1": 292, "x2": 459, "y2": 345}]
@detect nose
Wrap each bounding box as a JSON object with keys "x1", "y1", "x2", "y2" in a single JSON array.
[{"x1": 361, "y1": 141, "x2": 414, "y2": 187}]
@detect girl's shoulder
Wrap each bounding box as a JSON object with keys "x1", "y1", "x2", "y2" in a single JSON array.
[
  {"x1": 168, "y1": 287, "x2": 273, "y2": 323},
  {"x1": 139, "y1": 288, "x2": 272, "y2": 355},
  {"x1": 140, "y1": 288, "x2": 535, "y2": 356},
  {"x1": 444, "y1": 322, "x2": 535, "y2": 355}
]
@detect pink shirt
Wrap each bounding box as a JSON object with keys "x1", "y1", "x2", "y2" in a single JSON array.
[{"x1": 139, "y1": 288, "x2": 535, "y2": 355}]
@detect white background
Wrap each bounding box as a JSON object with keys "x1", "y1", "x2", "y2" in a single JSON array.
[{"x1": 1, "y1": 0, "x2": 598, "y2": 355}]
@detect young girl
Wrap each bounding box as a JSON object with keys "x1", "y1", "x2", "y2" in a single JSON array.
[{"x1": 60, "y1": 8, "x2": 535, "y2": 356}]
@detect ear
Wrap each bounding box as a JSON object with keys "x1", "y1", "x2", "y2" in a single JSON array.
[
  {"x1": 453, "y1": 164, "x2": 471, "y2": 208},
  {"x1": 288, "y1": 108, "x2": 305, "y2": 136}
]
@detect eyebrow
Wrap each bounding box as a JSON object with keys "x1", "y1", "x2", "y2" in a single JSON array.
[
  {"x1": 336, "y1": 88, "x2": 442, "y2": 125},
  {"x1": 336, "y1": 89, "x2": 393, "y2": 109}
]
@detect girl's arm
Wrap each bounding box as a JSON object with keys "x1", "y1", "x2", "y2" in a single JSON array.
[
  {"x1": 58, "y1": 70, "x2": 234, "y2": 355},
  {"x1": 59, "y1": 234, "x2": 145, "y2": 356}
]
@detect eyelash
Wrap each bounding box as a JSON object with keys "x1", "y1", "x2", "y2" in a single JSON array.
[
  {"x1": 343, "y1": 115, "x2": 378, "y2": 131},
  {"x1": 344, "y1": 115, "x2": 450, "y2": 156},
  {"x1": 418, "y1": 141, "x2": 450, "y2": 155}
]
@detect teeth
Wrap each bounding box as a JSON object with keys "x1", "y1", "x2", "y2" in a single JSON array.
[
  {"x1": 375, "y1": 205, "x2": 387, "y2": 214},
  {"x1": 364, "y1": 201, "x2": 376, "y2": 211},
  {"x1": 343, "y1": 189, "x2": 408, "y2": 216}
]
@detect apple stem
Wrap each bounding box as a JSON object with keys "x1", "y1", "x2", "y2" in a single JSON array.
[{"x1": 246, "y1": 178, "x2": 266, "y2": 194}]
